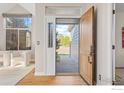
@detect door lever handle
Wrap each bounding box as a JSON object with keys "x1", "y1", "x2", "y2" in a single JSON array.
[{"x1": 88, "y1": 56, "x2": 92, "y2": 64}]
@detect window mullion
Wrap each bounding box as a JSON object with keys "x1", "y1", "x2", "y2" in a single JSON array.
[{"x1": 18, "y1": 29, "x2": 19, "y2": 50}]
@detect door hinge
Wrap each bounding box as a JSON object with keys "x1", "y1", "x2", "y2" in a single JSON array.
[
  {"x1": 112, "y1": 81, "x2": 115, "y2": 85},
  {"x1": 99, "y1": 74, "x2": 101, "y2": 81},
  {"x1": 113, "y1": 10, "x2": 115, "y2": 14},
  {"x1": 112, "y1": 45, "x2": 115, "y2": 50}
]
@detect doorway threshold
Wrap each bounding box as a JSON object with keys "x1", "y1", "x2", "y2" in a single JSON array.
[{"x1": 56, "y1": 73, "x2": 79, "y2": 76}]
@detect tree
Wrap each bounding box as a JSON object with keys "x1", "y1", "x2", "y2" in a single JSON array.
[{"x1": 59, "y1": 36, "x2": 70, "y2": 47}]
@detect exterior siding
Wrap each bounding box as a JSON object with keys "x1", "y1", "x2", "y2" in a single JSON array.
[{"x1": 70, "y1": 25, "x2": 79, "y2": 63}]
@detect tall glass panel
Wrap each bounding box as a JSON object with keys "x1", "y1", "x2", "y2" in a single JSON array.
[
  {"x1": 19, "y1": 30, "x2": 31, "y2": 50},
  {"x1": 6, "y1": 29, "x2": 18, "y2": 50}
]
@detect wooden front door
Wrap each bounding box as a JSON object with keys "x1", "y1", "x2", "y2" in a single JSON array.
[{"x1": 80, "y1": 6, "x2": 96, "y2": 85}]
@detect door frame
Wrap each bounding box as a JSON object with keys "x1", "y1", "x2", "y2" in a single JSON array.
[
  {"x1": 112, "y1": 3, "x2": 116, "y2": 84},
  {"x1": 54, "y1": 16, "x2": 80, "y2": 75}
]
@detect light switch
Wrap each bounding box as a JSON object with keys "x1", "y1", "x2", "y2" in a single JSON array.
[{"x1": 37, "y1": 41, "x2": 40, "y2": 45}]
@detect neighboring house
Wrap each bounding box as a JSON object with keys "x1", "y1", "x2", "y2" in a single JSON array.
[{"x1": 70, "y1": 25, "x2": 79, "y2": 63}]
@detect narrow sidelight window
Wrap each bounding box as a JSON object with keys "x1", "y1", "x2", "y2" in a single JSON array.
[{"x1": 48, "y1": 23, "x2": 53, "y2": 48}]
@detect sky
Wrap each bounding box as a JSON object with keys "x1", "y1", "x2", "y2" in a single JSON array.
[
  {"x1": 24, "y1": 17, "x2": 32, "y2": 27},
  {"x1": 56, "y1": 25, "x2": 71, "y2": 36},
  {"x1": 7, "y1": 17, "x2": 32, "y2": 28}
]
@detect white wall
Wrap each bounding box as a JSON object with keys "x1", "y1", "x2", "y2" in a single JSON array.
[
  {"x1": 20, "y1": 3, "x2": 35, "y2": 15},
  {"x1": 35, "y1": 4, "x2": 46, "y2": 75},
  {"x1": 96, "y1": 4, "x2": 113, "y2": 85},
  {"x1": 45, "y1": 16, "x2": 56, "y2": 75},
  {"x1": 115, "y1": 12, "x2": 124, "y2": 67},
  {"x1": 0, "y1": 4, "x2": 15, "y2": 14},
  {"x1": 6, "y1": 4, "x2": 30, "y2": 14}
]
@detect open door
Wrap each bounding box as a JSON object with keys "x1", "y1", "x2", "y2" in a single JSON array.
[{"x1": 80, "y1": 6, "x2": 96, "y2": 85}]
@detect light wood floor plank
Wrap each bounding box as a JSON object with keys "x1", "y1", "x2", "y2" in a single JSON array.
[{"x1": 17, "y1": 70, "x2": 87, "y2": 85}]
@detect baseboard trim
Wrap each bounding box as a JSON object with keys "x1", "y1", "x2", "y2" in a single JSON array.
[
  {"x1": 35, "y1": 72, "x2": 55, "y2": 76},
  {"x1": 34, "y1": 72, "x2": 46, "y2": 76},
  {"x1": 56, "y1": 73, "x2": 79, "y2": 76}
]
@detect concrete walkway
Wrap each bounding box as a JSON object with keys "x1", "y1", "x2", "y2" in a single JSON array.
[{"x1": 56, "y1": 55, "x2": 78, "y2": 73}]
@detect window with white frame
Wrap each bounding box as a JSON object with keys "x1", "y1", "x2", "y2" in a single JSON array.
[{"x1": 3, "y1": 14, "x2": 32, "y2": 50}]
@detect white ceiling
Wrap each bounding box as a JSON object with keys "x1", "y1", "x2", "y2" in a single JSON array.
[
  {"x1": 0, "y1": 3, "x2": 35, "y2": 15},
  {"x1": 116, "y1": 3, "x2": 124, "y2": 13},
  {"x1": 0, "y1": 3, "x2": 15, "y2": 14}
]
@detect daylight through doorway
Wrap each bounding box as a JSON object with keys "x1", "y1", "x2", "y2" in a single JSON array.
[{"x1": 56, "y1": 19, "x2": 79, "y2": 74}]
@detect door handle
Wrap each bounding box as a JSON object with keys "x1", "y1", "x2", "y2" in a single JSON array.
[{"x1": 88, "y1": 56, "x2": 92, "y2": 64}]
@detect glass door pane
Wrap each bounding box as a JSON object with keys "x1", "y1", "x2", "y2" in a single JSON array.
[
  {"x1": 19, "y1": 30, "x2": 31, "y2": 50},
  {"x1": 6, "y1": 29, "x2": 18, "y2": 50}
]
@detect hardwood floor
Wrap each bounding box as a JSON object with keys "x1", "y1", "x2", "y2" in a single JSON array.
[{"x1": 17, "y1": 70, "x2": 87, "y2": 85}]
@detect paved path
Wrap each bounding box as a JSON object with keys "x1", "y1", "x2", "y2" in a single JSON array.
[{"x1": 56, "y1": 46, "x2": 70, "y2": 54}]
